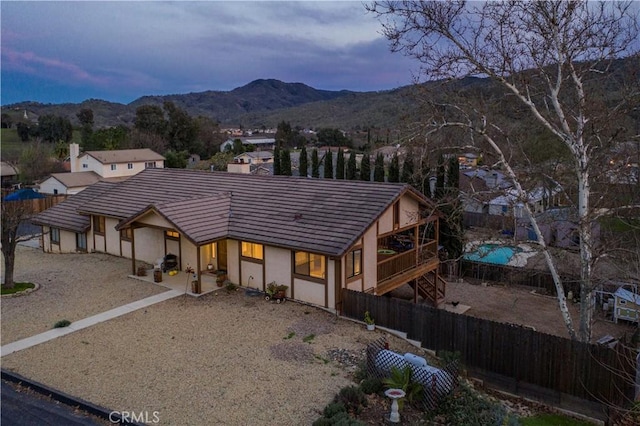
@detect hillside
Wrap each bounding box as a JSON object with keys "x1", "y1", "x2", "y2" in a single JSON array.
[{"x1": 2, "y1": 57, "x2": 637, "y2": 132}]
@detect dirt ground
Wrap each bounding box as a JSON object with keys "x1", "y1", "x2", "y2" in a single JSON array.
[{"x1": 393, "y1": 278, "x2": 636, "y2": 343}]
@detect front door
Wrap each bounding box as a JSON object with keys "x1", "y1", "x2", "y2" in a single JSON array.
[{"x1": 218, "y1": 240, "x2": 228, "y2": 271}]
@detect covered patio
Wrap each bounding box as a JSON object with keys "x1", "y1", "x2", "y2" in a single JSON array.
[{"x1": 129, "y1": 268, "x2": 222, "y2": 297}]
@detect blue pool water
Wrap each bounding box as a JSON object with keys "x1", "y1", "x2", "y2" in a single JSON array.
[{"x1": 463, "y1": 244, "x2": 522, "y2": 265}]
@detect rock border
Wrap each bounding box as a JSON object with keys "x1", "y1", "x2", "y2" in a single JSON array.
[{"x1": 1, "y1": 283, "x2": 40, "y2": 298}]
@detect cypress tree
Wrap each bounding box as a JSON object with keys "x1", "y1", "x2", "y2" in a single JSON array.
[
  {"x1": 346, "y1": 151, "x2": 357, "y2": 180},
  {"x1": 311, "y1": 149, "x2": 320, "y2": 178},
  {"x1": 447, "y1": 156, "x2": 459, "y2": 191},
  {"x1": 323, "y1": 151, "x2": 333, "y2": 179},
  {"x1": 281, "y1": 149, "x2": 292, "y2": 176},
  {"x1": 360, "y1": 153, "x2": 371, "y2": 181},
  {"x1": 273, "y1": 146, "x2": 281, "y2": 175},
  {"x1": 299, "y1": 146, "x2": 308, "y2": 177},
  {"x1": 401, "y1": 155, "x2": 415, "y2": 185},
  {"x1": 373, "y1": 153, "x2": 385, "y2": 182},
  {"x1": 336, "y1": 149, "x2": 345, "y2": 179},
  {"x1": 388, "y1": 152, "x2": 400, "y2": 183}
]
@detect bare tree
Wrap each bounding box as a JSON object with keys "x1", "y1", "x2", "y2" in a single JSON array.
[
  {"x1": 1, "y1": 198, "x2": 36, "y2": 289},
  {"x1": 367, "y1": 0, "x2": 640, "y2": 342}
]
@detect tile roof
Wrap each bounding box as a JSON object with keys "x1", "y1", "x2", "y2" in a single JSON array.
[
  {"x1": 83, "y1": 149, "x2": 165, "y2": 164},
  {"x1": 31, "y1": 181, "x2": 117, "y2": 233},
  {"x1": 42, "y1": 172, "x2": 130, "y2": 189},
  {"x1": 79, "y1": 168, "x2": 430, "y2": 256}
]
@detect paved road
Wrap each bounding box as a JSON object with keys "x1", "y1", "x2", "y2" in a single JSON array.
[{"x1": 1, "y1": 380, "x2": 105, "y2": 426}]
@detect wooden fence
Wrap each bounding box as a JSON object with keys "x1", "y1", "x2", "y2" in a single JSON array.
[
  {"x1": 342, "y1": 289, "x2": 636, "y2": 413},
  {"x1": 460, "y1": 259, "x2": 581, "y2": 296},
  {"x1": 1, "y1": 191, "x2": 67, "y2": 214}
]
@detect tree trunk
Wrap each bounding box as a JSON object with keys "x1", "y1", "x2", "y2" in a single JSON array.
[
  {"x1": 577, "y1": 164, "x2": 594, "y2": 342},
  {"x1": 2, "y1": 249, "x2": 16, "y2": 289}
]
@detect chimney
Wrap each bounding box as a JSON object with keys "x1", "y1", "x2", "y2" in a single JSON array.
[{"x1": 69, "y1": 143, "x2": 80, "y2": 173}]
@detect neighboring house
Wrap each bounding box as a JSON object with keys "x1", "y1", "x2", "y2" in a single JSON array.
[
  {"x1": 227, "y1": 152, "x2": 274, "y2": 174},
  {"x1": 460, "y1": 168, "x2": 562, "y2": 229},
  {"x1": 219, "y1": 137, "x2": 276, "y2": 152},
  {"x1": 0, "y1": 161, "x2": 19, "y2": 188},
  {"x1": 613, "y1": 287, "x2": 640, "y2": 324},
  {"x1": 31, "y1": 181, "x2": 116, "y2": 252},
  {"x1": 38, "y1": 143, "x2": 165, "y2": 195},
  {"x1": 515, "y1": 207, "x2": 600, "y2": 248},
  {"x1": 33, "y1": 168, "x2": 444, "y2": 311}
]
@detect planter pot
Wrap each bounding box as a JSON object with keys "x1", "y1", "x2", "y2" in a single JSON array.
[
  {"x1": 191, "y1": 281, "x2": 201, "y2": 294},
  {"x1": 153, "y1": 269, "x2": 162, "y2": 283},
  {"x1": 366, "y1": 323, "x2": 375, "y2": 331}
]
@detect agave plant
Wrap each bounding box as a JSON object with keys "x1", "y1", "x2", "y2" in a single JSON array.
[{"x1": 382, "y1": 365, "x2": 423, "y2": 409}]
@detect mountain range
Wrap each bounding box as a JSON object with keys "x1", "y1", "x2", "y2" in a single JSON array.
[
  {"x1": 2, "y1": 56, "x2": 636, "y2": 131},
  {"x1": 3, "y1": 78, "x2": 418, "y2": 130}
]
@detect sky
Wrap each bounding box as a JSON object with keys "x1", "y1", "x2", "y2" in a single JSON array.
[{"x1": 0, "y1": 1, "x2": 419, "y2": 106}]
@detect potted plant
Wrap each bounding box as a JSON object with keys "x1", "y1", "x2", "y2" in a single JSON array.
[
  {"x1": 364, "y1": 311, "x2": 375, "y2": 331},
  {"x1": 216, "y1": 269, "x2": 227, "y2": 287}
]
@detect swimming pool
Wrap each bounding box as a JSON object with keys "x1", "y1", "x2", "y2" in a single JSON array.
[{"x1": 463, "y1": 243, "x2": 522, "y2": 265}]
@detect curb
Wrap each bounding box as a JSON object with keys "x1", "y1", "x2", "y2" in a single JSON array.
[
  {"x1": 1, "y1": 369, "x2": 144, "y2": 425},
  {"x1": 1, "y1": 282, "x2": 41, "y2": 298}
]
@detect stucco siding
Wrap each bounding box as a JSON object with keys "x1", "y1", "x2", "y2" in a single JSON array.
[
  {"x1": 362, "y1": 225, "x2": 378, "y2": 292},
  {"x1": 138, "y1": 213, "x2": 173, "y2": 228},
  {"x1": 105, "y1": 218, "x2": 121, "y2": 255},
  {"x1": 134, "y1": 228, "x2": 166, "y2": 264},
  {"x1": 294, "y1": 278, "x2": 325, "y2": 307},
  {"x1": 378, "y1": 209, "x2": 393, "y2": 234},
  {"x1": 399, "y1": 196, "x2": 419, "y2": 228},
  {"x1": 326, "y1": 259, "x2": 336, "y2": 309},
  {"x1": 346, "y1": 278, "x2": 362, "y2": 291},
  {"x1": 38, "y1": 178, "x2": 68, "y2": 195},
  {"x1": 226, "y1": 240, "x2": 240, "y2": 284},
  {"x1": 264, "y1": 246, "x2": 291, "y2": 290},
  {"x1": 240, "y1": 260, "x2": 263, "y2": 289}
]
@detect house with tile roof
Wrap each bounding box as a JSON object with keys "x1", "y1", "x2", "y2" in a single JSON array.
[
  {"x1": 32, "y1": 168, "x2": 444, "y2": 311},
  {"x1": 38, "y1": 143, "x2": 165, "y2": 195}
]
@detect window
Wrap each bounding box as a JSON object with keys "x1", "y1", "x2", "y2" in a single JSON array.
[
  {"x1": 120, "y1": 228, "x2": 133, "y2": 241},
  {"x1": 295, "y1": 251, "x2": 326, "y2": 279},
  {"x1": 111, "y1": 164, "x2": 117, "y2": 171},
  {"x1": 93, "y1": 216, "x2": 105, "y2": 234},
  {"x1": 53, "y1": 189, "x2": 58, "y2": 195},
  {"x1": 346, "y1": 249, "x2": 362, "y2": 278},
  {"x1": 51, "y1": 228, "x2": 60, "y2": 244},
  {"x1": 165, "y1": 230, "x2": 179, "y2": 239},
  {"x1": 76, "y1": 233, "x2": 87, "y2": 251},
  {"x1": 127, "y1": 163, "x2": 133, "y2": 170},
  {"x1": 145, "y1": 162, "x2": 156, "y2": 169},
  {"x1": 82, "y1": 163, "x2": 88, "y2": 169},
  {"x1": 241, "y1": 241, "x2": 263, "y2": 260}
]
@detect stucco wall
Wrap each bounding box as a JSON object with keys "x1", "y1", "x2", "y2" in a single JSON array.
[
  {"x1": 133, "y1": 228, "x2": 166, "y2": 264},
  {"x1": 38, "y1": 178, "x2": 68, "y2": 195},
  {"x1": 105, "y1": 218, "x2": 121, "y2": 255},
  {"x1": 399, "y1": 196, "x2": 419, "y2": 228},
  {"x1": 293, "y1": 277, "x2": 325, "y2": 307},
  {"x1": 226, "y1": 240, "x2": 240, "y2": 284},
  {"x1": 137, "y1": 214, "x2": 173, "y2": 228},
  {"x1": 240, "y1": 260, "x2": 263, "y2": 289},
  {"x1": 264, "y1": 246, "x2": 291, "y2": 290}
]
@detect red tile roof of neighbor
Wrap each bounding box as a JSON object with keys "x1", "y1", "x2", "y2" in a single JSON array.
[{"x1": 42, "y1": 168, "x2": 434, "y2": 256}]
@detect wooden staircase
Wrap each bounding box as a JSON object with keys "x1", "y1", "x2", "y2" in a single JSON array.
[{"x1": 410, "y1": 272, "x2": 446, "y2": 307}]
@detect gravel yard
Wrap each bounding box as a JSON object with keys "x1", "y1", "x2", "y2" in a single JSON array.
[
  {"x1": 1, "y1": 245, "x2": 166, "y2": 345},
  {"x1": 1, "y1": 245, "x2": 425, "y2": 425}
]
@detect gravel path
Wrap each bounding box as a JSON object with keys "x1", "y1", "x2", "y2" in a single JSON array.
[{"x1": 1, "y1": 246, "x2": 426, "y2": 425}]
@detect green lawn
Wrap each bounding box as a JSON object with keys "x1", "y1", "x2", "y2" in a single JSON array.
[{"x1": 1, "y1": 282, "x2": 35, "y2": 295}]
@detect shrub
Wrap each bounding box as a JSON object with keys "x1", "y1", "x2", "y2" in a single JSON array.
[
  {"x1": 359, "y1": 377, "x2": 383, "y2": 395},
  {"x1": 335, "y1": 385, "x2": 367, "y2": 415},
  {"x1": 323, "y1": 402, "x2": 346, "y2": 418},
  {"x1": 224, "y1": 280, "x2": 237, "y2": 292},
  {"x1": 428, "y1": 383, "x2": 519, "y2": 426},
  {"x1": 53, "y1": 319, "x2": 71, "y2": 328}
]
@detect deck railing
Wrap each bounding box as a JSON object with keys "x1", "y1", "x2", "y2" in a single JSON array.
[{"x1": 377, "y1": 240, "x2": 437, "y2": 282}]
